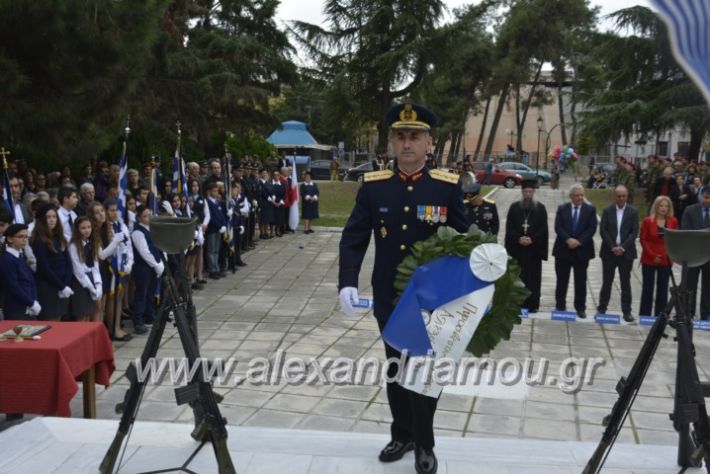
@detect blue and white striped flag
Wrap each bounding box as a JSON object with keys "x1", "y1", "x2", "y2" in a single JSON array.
[
  {"x1": 171, "y1": 148, "x2": 191, "y2": 218},
  {"x1": 652, "y1": 0, "x2": 710, "y2": 104},
  {"x1": 2, "y1": 163, "x2": 15, "y2": 223},
  {"x1": 117, "y1": 141, "x2": 128, "y2": 220}
]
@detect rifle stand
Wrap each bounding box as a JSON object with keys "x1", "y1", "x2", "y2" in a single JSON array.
[
  {"x1": 584, "y1": 229, "x2": 710, "y2": 473},
  {"x1": 100, "y1": 217, "x2": 236, "y2": 474}
]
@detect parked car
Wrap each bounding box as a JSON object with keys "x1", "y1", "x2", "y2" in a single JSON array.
[
  {"x1": 471, "y1": 162, "x2": 523, "y2": 188},
  {"x1": 344, "y1": 162, "x2": 374, "y2": 182},
  {"x1": 498, "y1": 161, "x2": 551, "y2": 185},
  {"x1": 308, "y1": 160, "x2": 348, "y2": 180}
]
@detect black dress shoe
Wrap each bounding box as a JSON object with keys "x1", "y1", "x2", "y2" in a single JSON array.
[
  {"x1": 208, "y1": 273, "x2": 220, "y2": 280},
  {"x1": 236, "y1": 261, "x2": 247, "y2": 267},
  {"x1": 623, "y1": 312, "x2": 635, "y2": 322},
  {"x1": 596, "y1": 307, "x2": 606, "y2": 314},
  {"x1": 528, "y1": 308, "x2": 538, "y2": 314},
  {"x1": 415, "y1": 446, "x2": 438, "y2": 474},
  {"x1": 378, "y1": 440, "x2": 414, "y2": 463},
  {"x1": 577, "y1": 311, "x2": 587, "y2": 319}
]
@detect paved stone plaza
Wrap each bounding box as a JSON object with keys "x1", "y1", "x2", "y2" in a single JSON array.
[{"x1": 8, "y1": 175, "x2": 710, "y2": 454}]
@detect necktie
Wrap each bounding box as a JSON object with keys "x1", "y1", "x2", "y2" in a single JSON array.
[
  {"x1": 84, "y1": 241, "x2": 94, "y2": 267},
  {"x1": 704, "y1": 208, "x2": 710, "y2": 226},
  {"x1": 68, "y1": 213, "x2": 74, "y2": 229},
  {"x1": 572, "y1": 206, "x2": 579, "y2": 232}
]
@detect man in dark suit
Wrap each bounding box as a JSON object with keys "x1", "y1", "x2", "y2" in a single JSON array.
[
  {"x1": 339, "y1": 102, "x2": 467, "y2": 474},
  {"x1": 681, "y1": 186, "x2": 710, "y2": 320},
  {"x1": 8, "y1": 176, "x2": 32, "y2": 224},
  {"x1": 597, "y1": 185, "x2": 639, "y2": 322},
  {"x1": 553, "y1": 183, "x2": 598, "y2": 318}
]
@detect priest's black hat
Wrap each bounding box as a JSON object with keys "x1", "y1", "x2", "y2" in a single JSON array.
[{"x1": 521, "y1": 179, "x2": 538, "y2": 189}]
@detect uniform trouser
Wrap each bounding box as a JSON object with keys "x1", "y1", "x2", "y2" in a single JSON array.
[
  {"x1": 684, "y1": 261, "x2": 710, "y2": 319},
  {"x1": 205, "y1": 233, "x2": 220, "y2": 274},
  {"x1": 555, "y1": 258, "x2": 589, "y2": 312},
  {"x1": 639, "y1": 264, "x2": 670, "y2": 317},
  {"x1": 250, "y1": 211, "x2": 257, "y2": 242},
  {"x1": 598, "y1": 255, "x2": 633, "y2": 314},
  {"x1": 376, "y1": 317, "x2": 438, "y2": 450},
  {"x1": 132, "y1": 263, "x2": 157, "y2": 327}
]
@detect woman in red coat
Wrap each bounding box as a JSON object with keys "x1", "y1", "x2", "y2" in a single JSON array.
[{"x1": 639, "y1": 195, "x2": 678, "y2": 316}]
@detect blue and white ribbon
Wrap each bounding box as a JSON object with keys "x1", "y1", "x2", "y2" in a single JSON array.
[{"x1": 383, "y1": 244, "x2": 508, "y2": 397}]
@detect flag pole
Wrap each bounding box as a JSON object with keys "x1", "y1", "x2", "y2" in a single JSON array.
[
  {"x1": 112, "y1": 116, "x2": 130, "y2": 340},
  {"x1": 0, "y1": 147, "x2": 16, "y2": 224}
]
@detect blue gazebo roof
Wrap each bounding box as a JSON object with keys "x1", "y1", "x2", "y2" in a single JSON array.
[{"x1": 266, "y1": 120, "x2": 317, "y2": 146}]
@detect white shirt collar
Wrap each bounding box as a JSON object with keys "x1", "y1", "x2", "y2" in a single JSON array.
[{"x1": 5, "y1": 247, "x2": 20, "y2": 258}]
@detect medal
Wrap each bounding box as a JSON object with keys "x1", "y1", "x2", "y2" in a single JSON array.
[
  {"x1": 440, "y1": 206, "x2": 448, "y2": 223},
  {"x1": 522, "y1": 218, "x2": 530, "y2": 234},
  {"x1": 432, "y1": 206, "x2": 440, "y2": 223},
  {"x1": 417, "y1": 205, "x2": 426, "y2": 221},
  {"x1": 425, "y1": 205, "x2": 433, "y2": 222}
]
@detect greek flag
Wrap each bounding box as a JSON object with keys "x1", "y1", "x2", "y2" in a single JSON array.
[
  {"x1": 382, "y1": 244, "x2": 508, "y2": 397},
  {"x1": 2, "y1": 166, "x2": 15, "y2": 223},
  {"x1": 117, "y1": 141, "x2": 128, "y2": 220},
  {"x1": 652, "y1": 0, "x2": 710, "y2": 103},
  {"x1": 172, "y1": 149, "x2": 191, "y2": 218}
]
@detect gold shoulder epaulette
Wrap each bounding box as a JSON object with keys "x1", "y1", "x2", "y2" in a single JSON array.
[
  {"x1": 429, "y1": 168, "x2": 460, "y2": 184},
  {"x1": 363, "y1": 170, "x2": 394, "y2": 183},
  {"x1": 484, "y1": 197, "x2": 495, "y2": 204}
]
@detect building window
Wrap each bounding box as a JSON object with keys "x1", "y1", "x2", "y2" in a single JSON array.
[{"x1": 658, "y1": 141, "x2": 668, "y2": 157}]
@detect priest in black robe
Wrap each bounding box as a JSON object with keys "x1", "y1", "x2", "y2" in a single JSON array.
[{"x1": 505, "y1": 179, "x2": 549, "y2": 312}]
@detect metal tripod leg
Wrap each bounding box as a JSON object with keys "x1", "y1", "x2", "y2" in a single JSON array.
[
  {"x1": 583, "y1": 296, "x2": 673, "y2": 474},
  {"x1": 99, "y1": 288, "x2": 174, "y2": 474}
]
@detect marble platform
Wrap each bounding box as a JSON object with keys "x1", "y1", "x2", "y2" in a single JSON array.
[{"x1": 0, "y1": 417, "x2": 703, "y2": 473}]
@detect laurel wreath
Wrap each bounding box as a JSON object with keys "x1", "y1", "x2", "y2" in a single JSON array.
[{"x1": 393, "y1": 225, "x2": 530, "y2": 357}]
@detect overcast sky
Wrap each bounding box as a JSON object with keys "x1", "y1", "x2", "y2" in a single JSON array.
[{"x1": 276, "y1": 0, "x2": 653, "y2": 33}]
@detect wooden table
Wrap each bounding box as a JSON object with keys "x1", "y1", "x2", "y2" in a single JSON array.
[{"x1": 0, "y1": 321, "x2": 115, "y2": 418}]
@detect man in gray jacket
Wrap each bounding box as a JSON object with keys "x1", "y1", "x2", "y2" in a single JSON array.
[
  {"x1": 681, "y1": 186, "x2": 710, "y2": 320},
  {"x1": 597, "y1": 185, "x2": 639, "y2": 322}
]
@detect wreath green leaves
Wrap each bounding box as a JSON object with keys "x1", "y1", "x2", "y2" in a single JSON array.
[{"x1": 393, "y1": 225, "x2": 530, "y2": 357}]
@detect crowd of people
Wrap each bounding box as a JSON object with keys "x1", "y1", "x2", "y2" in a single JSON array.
[
  {"x1": 0, "y1": 156, "x2": 321, "y2": 340},
  {"x1": 502, "y1": 178, "x2": 710, "y2": 322}
]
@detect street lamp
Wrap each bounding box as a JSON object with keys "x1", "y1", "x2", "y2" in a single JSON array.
[{"x1": 536, "y1": 117, "x2": 544, "y2": 182}]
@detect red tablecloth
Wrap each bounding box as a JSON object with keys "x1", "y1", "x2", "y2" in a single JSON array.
[{"x1": 0, "y1": 321, "x2": 115, "y2": 416}]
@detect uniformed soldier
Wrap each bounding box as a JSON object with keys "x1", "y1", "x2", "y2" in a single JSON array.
[
  {"x1": 339, "y1": 102, "x2": 467, "y2": 474},
  {"x1": 462, "y1": 182, "x2": 499, "y2": 235},
  {"x1": 645, "y1": 155, "x2": 660, "y2": 205},
  {"x1": 621, "y1": 161, "x2": 637, "y2": 205}
]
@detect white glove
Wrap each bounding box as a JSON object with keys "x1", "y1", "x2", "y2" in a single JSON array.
[
  {"x1": 338, "y1": 287, "x2": 359, "y2": 317},
  {"x1": 227, "y1": 208, "x2": 234, "y2": 218},
  {"x1": 313, "y1": 195, "x2": 318, "y2": 201},
  {"x1": 197, "y1": 231, "x2": 205, "y2": 246},
  {"x1": 267, "y1": 196, "x2": 273, "y2": 203},
  {"x1": 155, "y1": 261, "x2": 165, "y2": 277},
  {"x1": 88, "y1": 285, "x2": 98, "y2": 300},
  {"x1": 112, "y1": 231, "x2": 125, "y2": 243},
  {"x1": 125, "y1": 262, "x2": 133, "y2": 275},
  {"x1": 279, "y1": 200, "x2": 285, "y2": 205},
  {"x1": 239, "y1": 225, "x2": 245, "y2": 235},
  {"x1": 94, "y1": 288, "x2": 103, "y2": 301},
  {"x1": 28, "y1": 301, "x2": 42, "y2": 316},
  {"x1": 219, "y1": 226, "x2": 227, "y2": 234},
  {"x1": 252, "y1": 199, "x2": 258, "y2": 207},
  {"x1": 57, "y1": 286, "x2": 74, "y2": 299}
]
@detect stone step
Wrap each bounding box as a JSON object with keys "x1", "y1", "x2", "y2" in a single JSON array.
[{"x1": 0, "y1": 417, "x2": 702, "y2": 473}]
